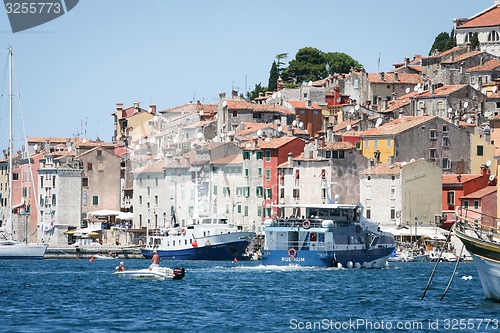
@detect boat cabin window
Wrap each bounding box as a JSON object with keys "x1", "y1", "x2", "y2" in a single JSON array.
[
  {"x1": 202, "y1": 218, "x2": 212, "y2": 224},
  {"x1": 310, "y1": 232, "x2": 317, "y2": 242}
]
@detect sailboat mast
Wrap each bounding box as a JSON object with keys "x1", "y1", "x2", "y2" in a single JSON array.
[{"x1": 8, "y1": 46, "x2": 13, "y2": 239}]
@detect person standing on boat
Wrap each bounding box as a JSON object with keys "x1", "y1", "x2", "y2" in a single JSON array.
[
  {"x1": 115, "y1": 262, "x2": 125, "y2": 271},
  {"x1": 149, "y1": 250, "x2": 160, "y2": 270}
]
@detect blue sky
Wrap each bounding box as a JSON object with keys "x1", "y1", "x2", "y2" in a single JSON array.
[{"x1": 0, "y1": 0, "x2": 493, "y2": 148}]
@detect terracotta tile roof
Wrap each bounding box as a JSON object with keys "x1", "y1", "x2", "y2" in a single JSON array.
[
  {"x1": 160, "y1": 103, "x2": 217, "y2": 115},
  {"x1": 286, "y1": 100, "x2": 321, "y2": 109},
  {"x1": 360, "y1": 162, "x2": 403, "y2": 175},
  {"x1": 416, "y1": 85, "x2": 468, "y2": 98},
  {"x1": 367, "y1": 72, "x2": 421, "y2": 84},
  {"x1": 332, "y1": 119, "x2": 362, "y2": 132},
  {"x1": 132, "y1": 160, "x2": 165, "y2": 173},
  {"x1": 466, "y1": 59, "x2": 500, "y2": 72},
  {"x1": 259, "y1": 137, "x2": 301, "y2": 149},
  {"x1": 382, "y1": 92, "x2": 419, "y2": 113},
  {"x1": 211, "y1": 154, "x2": 243, "y2": 165},
  {"x1": 457, "y1": 6, "x2": 500, "y2": 29},
  {"x1": 442, "y1": 174, "x2": 483, "y2": 184},
  {"x1": 78, "y1": 146, "x2": 119, "y2": 158},
  {"x1": 441, "y1": 51, "x2": 484, "y2": 64},
  {"x1": 461, "y1": 186, "x2": 496, "y2": 199},
  {"x1": 165, "y1": 153, "x2": 193, "y2": 168},
  {"x1": 318, "y1": 141, "x2": 355, "y2": 150},
  {"x1": 360, "y1": 116, "x2": 436, "y2": 137},
  {"x1": 232, "y1": 122, "x2": 275, "y2": 137},
  {"x1": 426, "y1": 46, "x2": 467, "y2": 60},
  {"x1": 226, "y1": 99, "x2": 293, "y2": 114},
  {"x1": 488, "y1": 92, "x2": 500, "y2": 99}
]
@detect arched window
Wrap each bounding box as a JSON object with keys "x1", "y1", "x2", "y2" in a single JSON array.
[
  {"x1": 488, "y1": 31, "x2": 499, "y2": 42},
  {"x1": 465, "y1": 32, "x2": 474, "y2": 43}
]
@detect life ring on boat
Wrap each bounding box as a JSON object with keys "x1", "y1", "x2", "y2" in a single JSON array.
[
  {"x1": 288, "y1": 248, "x2": 297, "y2": 258},
  {"x1": 302, "y1": 220, "x2": 311, "y2": 229},
  {"x1": 356, "y1": 224, "x2": 362, "y2": 233},
  {"x1": 181, "y1": 228, "x2": 187, "y2": 236}
]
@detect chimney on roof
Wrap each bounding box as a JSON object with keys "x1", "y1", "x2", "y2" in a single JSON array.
[
  {"x1": 430, "y1": 81, "x2": 434, "y2": 96},
  {"x1": 306, "y1": 100, "x2": 312, "y2": 108},
  {"x1": 197, "y1": 100, "x2": 201, "y2": 105},
  {"x1": 326, "y1": 124, "x2": 333, "y2": 142},
  {"x1": 231, "y1": 90, "x2": 238, "y2": 98},
  {"x1": 116, "y1": 103, "x2": 123, "y2": 114},
  {"x1": 380, "y1": 72, "x2": 385, "y2": 81},
  {"x1": 149, "y1": 104, "x2": 156, "y2": 115},
  {"x1": 253, "y1": 138, "x2": 258, "y2": 149},
  {"x1": 394, "y1": 72, "x2": 399, "y2": 81},
  {"x1": 133, "y1": 101, "x2": 139, "y2": 114},
  {"x1": 404, "y1": 57, "x2": 410, "y2": 66},
  {"x1": 258, "y1": 92, "x2": 264, "y2": 97},
  {"x1": 457, "y1": 174, "x2": 462, "y2": 182},
  {"x1": 288, "y1": 152, "x2": 293, "y2": 166}
]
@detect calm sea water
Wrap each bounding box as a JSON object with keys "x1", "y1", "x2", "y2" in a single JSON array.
[{"x1": 0, "y1": 259, "x2": 498, "y2": 333}]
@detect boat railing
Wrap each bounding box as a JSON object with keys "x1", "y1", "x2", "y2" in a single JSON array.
[
  {"x1": 264, "y1": 240, "x2": 333, "y2": 252},
  {"x1": 269, "y1": 218, "x2": 347, "y2": 228},
  {"x1": 455, "y1": 207, "x2": 499, "y2": 242}
]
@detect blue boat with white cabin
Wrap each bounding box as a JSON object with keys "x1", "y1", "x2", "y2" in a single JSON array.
[
  {"x1": 141, "y1": 216, "x2": 255, "y2": 261},
  {"x1": 262, "y1": 203, "x2": 396, "y2": 268}
]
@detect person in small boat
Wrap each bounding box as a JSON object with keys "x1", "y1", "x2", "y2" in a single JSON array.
[
  {"x1": 115, "y1": 262, "x2": 125, "y2": 271},
  {"x1": 149, "y1": 250, "x2": 160, "y2": 270}
]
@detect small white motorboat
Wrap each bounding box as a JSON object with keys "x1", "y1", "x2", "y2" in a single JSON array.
[{"x1": 113, "y1": 266, "x2": 185, "y2": 280}]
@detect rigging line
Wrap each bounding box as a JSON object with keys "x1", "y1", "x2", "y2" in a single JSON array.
[
  {"x1": 13, "y1": 52, "x2": 43, "y2": 240},
  {"x1": 440, "y1": 244, "x2": 465, "y2": 301},
  {"x1": 421, "y1": 230, "x2": 453, "y2": 300}
]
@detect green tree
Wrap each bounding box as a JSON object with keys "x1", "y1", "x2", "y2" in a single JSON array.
[
  {"x1": 282, "y1": 47, "x2": 328, "y2": 84},
  {"x1": 275, "y1": 53, "x2": 288, "y2": 75},
  {"x1": 470, "y1": 32, "x2": 480, "y2": 50},
  {"x1": 429, "y1": 30, "x2": 456, "y2": 55},
  {"x1": 324, "y1": 52, "x2": 362, "y2": 75},
  {"x1": 248, "y1": 83, "x2": 267, "y2": 101},
  {"x1": 268, "y1": 61, "x2": 278, "y2": 91}
]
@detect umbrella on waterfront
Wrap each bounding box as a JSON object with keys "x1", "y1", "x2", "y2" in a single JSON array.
[
  {"x1": 116, "y1": 212, "x2": 133, "y2": 220},
  {"x1": 88, "y1": 209, "x2": 123, "y2": 217}
]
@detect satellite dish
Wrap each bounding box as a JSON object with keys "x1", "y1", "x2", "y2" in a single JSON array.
[
  {"x1": 413, "y1": 85, "x2": 419, "y2": 92},
  {"x1": 418, "y1": 88, "x2": 423, "y2": 94},
  {"x1": 489, "y1": 175, "x2": 495, "y2": 182},
  {"x1": 82, "y1": 139, "x2": 87, "y2": 143},
  {"x1": 199, "y1": 110, "x2": 204, "y2": 116},
  {"x1": 68, "y1": 146, "x2": 72, "y2": 152},
  {"x1": 336, "y1": 97, "x2": 341, "y2": 103},
  {"x1": 222, "y1": 101, "x2": 227, "y2": 107},
  {"x1": 486, "y1": 160, "x2": 492, "y2": 167},
  {"x1": 448, "y1": 107, "x2": 453, "y2": 114},
  {"x1": 401, "y1": 161, "x2": 407, "y2": 167},
  {"x1": 257, "y1": 129, "x2": 263, "y2": 136},
  {"x1": 375, "y1": 118, "x2": 383, "y2": 128},
  {"x1": 212, "y1": 136, "x2": 220, "y2": 142},
  {"x1": 355, "y1": 104, "x2": 360, "y2": 111},
  {"x1": 416, "y1": 83, "x2": 421, "y2": 89},
  {"x1": 299, "y1": 122, "x2": 304, "y2": 130},
  {"x1": 272, "y1": 93, "x2": 277, "y2": 99},
  {"x1": 277, "y1": 126, "x2": 282, "y2": 132},
  {"x1": 467, "y1": 118, "x2": 474, "y2": 124},
  {"x1": 277, "y1": 92, "x2": 282, "y2": 98},
  {"x1": 346, "y1": 124, "x2": 352, "y2": 131},
  {"x1": 292, "y1": 120, "x2": 297, "y2": 127},
  {"x1": 405, "y1": 88, "x2": 410, "y2": 94},
  {"x1": 349, "y1": 108, "x2": 355, "y2": 114},
  {"x1": 196, "y1": 132, "x2": 203, "y2": 140},
  {"x1": 34, "y1": 144, "x2": 38, "y2": 151},
  {"x1": 410, "y1": 158, "x2": 415, "y2": 162},
  {"x1": 484, "y1": 111, "x2": 492, "y2": 117},
  {"x1": 493, "y1": 86, "x2": 498, "y2": 93},
  {"x1": 245, "y1": 143, "x2": 252, "y2": 148},
  {"x1": 464, "y1": 101, "x2": 469, "y2": 109},
  {"x1": 308, "y1": 81, "x2": 313, "y2": 86}
]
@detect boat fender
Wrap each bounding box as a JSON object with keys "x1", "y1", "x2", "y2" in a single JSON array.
[
  {"x1": 302, "y1": 220, "x2": 311, "y2": 229},
  {"x1": 181, "y1": 228, "x2": 187, "y2": 236},
  {"x1": 288, "y1": 248, "x2": 297, "y2": 258},
  {"x1": 356, "y1": 224, "x2": 362, "y2": 233}
]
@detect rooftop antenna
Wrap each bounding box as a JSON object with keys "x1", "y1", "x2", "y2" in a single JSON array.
[{"x1": 377, "y1": 53, "x2": 381, "y2": 72}]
